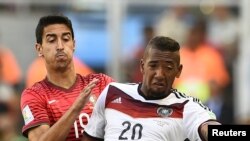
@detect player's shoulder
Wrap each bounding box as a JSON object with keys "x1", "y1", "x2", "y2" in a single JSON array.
[
  {"x1": 172, "y1": 89, "x2": 212, "y2": 111},
  {"x1": 109, "y1": 82, "x2": 137, "y2": 88},
  {"x1": 22, "y1": 81, "x2": 47, "y2": 97},
  {"x1": 81, "y1": 73, "x2": 110, "y2": 78},
  {"x1": 100, "y1": 82, "x2": 139, "y2": 100},
  {"x1": 171, "y1": 89, "x2": 190, "y2": 99},
  {"x1": 106, "y1": 82, "x2": 138, "y2": 95},
  {"x1": 168, "y1": 89, "x2": 197, "y2": 104},
  {"x1": 172, "y1": 89, "x2": 207, "y2": 104},
  {"x1": 79, "y1": 73, "x2": 114, "y2": 82},
  {"x1": 172, "y1": 89, "x2": 202, "y2": 104}
]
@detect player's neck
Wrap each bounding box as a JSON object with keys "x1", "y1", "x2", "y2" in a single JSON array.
[{"x1": 46, "y1": 67, "x2": 77, "y2": 89}]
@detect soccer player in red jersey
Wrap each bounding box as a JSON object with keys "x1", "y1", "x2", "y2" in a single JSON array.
[{"x1": 20, "y1": 15, "x2": 114, "y2": 141}]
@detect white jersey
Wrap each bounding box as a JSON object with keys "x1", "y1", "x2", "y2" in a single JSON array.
[{"x1": 85, "y1": 82, "x2": 216, "y2": 141}]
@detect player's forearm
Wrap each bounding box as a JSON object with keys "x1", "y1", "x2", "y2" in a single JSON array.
[
  {"x1": 37, "y1": 100, "x2": 86, "y2": 141},
  {"x1": 199, "y1": 121, "x2": 221, "y2": 141}
]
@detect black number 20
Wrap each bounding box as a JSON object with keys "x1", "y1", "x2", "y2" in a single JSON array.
[{"x1": 118, "y1": 121, "x2": 143, "y2": 140}]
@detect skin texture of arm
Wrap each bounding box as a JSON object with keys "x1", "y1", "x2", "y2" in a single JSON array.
[
  {"x1": 199, "y1": 121, "x2": 221, "y2": 141},
  {"x1": 27, "y1": 79, "x2": 99, "y2": 141}
]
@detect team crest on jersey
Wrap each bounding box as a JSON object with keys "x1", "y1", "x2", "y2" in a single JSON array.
[{"x1": 157, "y1": 107, "x2": 173, "y2": 117}]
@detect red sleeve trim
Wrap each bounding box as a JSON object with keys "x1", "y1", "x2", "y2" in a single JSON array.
[{"x1": 22, "y1": 120, "x2": 50, "y2": 137}]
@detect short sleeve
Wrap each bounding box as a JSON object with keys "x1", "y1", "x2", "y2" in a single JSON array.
[
  {"x1": 21, "y1": 88, "x2": 50, "y2": 136},
  {"x1": 183, "y1": 98, "x2": 217, "y2": 141},
  {"x1": 84, "y1": 84, "x2": 110, "y2": 139}
]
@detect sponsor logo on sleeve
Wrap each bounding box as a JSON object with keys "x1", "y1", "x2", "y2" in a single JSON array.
[{"x1": 22, "y1": 105, "x2": 34, "y2": 125}]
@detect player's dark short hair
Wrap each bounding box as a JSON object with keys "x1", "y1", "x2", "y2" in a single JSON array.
[
  {"x1": 35, "y1": 14, "x2": 74, "y2": 44},
  {"x1": 143, "y1": 36, "x2": 180, "y2": 58}
]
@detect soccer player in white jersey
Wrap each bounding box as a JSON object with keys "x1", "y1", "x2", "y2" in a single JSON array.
[{"x1": 82, "y1": 36, "x2": 221, "y2": 141}]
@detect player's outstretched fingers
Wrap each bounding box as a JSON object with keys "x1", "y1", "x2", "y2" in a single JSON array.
[
  {"x1": 80, "y1": 78, "x2": 99, "y2": 101},
  {"x1": 83, "y1": 79, "x2": 99, "y2": 93},
  {"x1": 86, "y1": 79, "x2": 99, "y2": 91}
]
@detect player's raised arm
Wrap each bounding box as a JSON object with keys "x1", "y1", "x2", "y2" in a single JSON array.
[{"x1": 25, "y1": 79, "x2": 98, "y2": 141}]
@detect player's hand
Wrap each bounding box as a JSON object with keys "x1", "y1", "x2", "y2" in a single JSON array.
[{"x1": 79, "y1": 78, "x2": 99, "y2": 105}]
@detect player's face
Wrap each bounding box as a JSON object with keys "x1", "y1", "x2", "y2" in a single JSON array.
[
  {"x1": 140, "y1": 48, "x2": 182, "y2": 98},
  {"x1": 36, "y1": 24, "x2": 75, "y2": 71}
]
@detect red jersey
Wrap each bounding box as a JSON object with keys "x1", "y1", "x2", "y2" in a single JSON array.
[{"x1": 21, "y1": 73, "x2": 114, "y2": 141}]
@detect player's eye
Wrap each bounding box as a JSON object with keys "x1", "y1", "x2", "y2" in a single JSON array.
[
  {"x1": 63, "y1": 38, "x2": 69, "y2": 42},
  {"x1": 166, "y1": 66, "x2": 173, "y2": 70},
  {"x1": 149, "y1": 64, "x2": 157, "y2": 68},
  {"x1": 62, "y1": 36, "x2": 70, "y2": 42},
  {"x1": 47, "y1": 38, "x2": 55, "y2": 43}
]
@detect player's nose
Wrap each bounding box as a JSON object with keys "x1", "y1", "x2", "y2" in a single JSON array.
[{"x1": 56, "y1": 39, "x2": 65, "y2": 50}]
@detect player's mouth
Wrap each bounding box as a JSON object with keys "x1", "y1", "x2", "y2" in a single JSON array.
[
  {"x1": 56, "y1": 52, "x2": 67, "y2": 60},
  {"x1": 153, "y1": 82, "x2": 165, "y2": 89}
]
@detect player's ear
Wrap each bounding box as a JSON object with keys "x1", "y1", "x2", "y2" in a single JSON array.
[
  {"x1": 176, "y1": 64, "x2": 183, "y2": 78},
  {"x1": 35, "y1": 43, "x2": 43, "y2": 57},
  {"x1": 140, "y1": 59, "x2": 145, "y2": 74}
]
